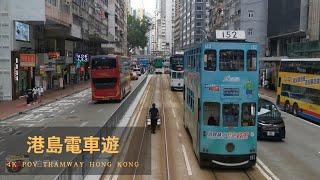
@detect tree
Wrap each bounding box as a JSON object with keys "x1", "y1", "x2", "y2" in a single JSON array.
[{"x1": 127, "y1": 15, "x2": 150, "y2": 53}]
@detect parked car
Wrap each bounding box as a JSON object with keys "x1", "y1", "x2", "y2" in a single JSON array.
[
  {"x1": 258, "y1": 98, "x2": 286, "y2": 140},
  {"x1": 133, "y1": 67, "x2": 141, "y2": 76},
  {"x1": 130, "y1": 71, "x2": 138, "y2": 80}
]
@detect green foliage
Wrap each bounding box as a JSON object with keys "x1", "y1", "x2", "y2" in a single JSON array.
[{"x1": 127, "y1": 15, "x2": 150, "y2": 52}]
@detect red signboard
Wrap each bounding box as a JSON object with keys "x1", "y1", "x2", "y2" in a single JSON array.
[{"x1": 20, "y1": 54, "x2": 36, "y2": 67}]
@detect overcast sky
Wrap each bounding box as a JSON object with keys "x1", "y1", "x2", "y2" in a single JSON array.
[{"x1": 131, "y1": 0, "x2": 156, "y2": 16}]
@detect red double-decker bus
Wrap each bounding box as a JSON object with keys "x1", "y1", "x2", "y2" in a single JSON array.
[{"x1": 90, "y1": 55, "x2": 131, "y2": 102}]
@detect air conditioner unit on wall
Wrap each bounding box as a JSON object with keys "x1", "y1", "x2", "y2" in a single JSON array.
[{"x1": 65, "y1": 0, "x2": 71, "y2": 6}]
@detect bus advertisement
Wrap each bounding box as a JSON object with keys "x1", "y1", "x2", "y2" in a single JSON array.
[
  {"x1": 184, "y1": 30, "x2": 259, "y2": 168},
  {"x1": 170, "y1": 54, "x2": 184, "y2": 91},
  {"x1": 276, "y1": 59, "x2": 320, "y2": 123},
  {"x1": 90, "y1": 55, "x2": 131, "y2": 102}
]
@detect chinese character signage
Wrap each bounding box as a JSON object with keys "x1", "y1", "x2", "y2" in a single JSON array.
[
  {"x1": 20, "y1": 54, "x2": 36, "y2": 67},
  {"x1": 74, "y1": 53, "x2": 89, "y2": 64},
  {"x1": 48, "y1": 52, "x2": 60, "y2": 59}
]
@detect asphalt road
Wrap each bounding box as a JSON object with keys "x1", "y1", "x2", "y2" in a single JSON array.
[
  {"x1": 258, "y1": 95, "x2": 320, "y2": 180},
  {"x1": 0, "y1": 75, "x2": 147, "y2": 180}
]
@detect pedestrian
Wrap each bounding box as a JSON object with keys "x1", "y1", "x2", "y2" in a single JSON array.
[
  {"x1": 149, "y1": 103, "x2": 159, "y2": 134},
  {"x1": 37, "y1": 87, "x2": 43, "y2": 103},
  {"x1": 26, "y1": 88, "x2": 33, "y2": 106},
  {"x1": 32, "y1": 87, "x2": 38, "y2": 104}
]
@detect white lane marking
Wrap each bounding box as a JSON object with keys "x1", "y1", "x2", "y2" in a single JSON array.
[
  {"x1": 257, "y1": 158, "x2": 280, "y2": 180},
  {"x1": 97, "y1": 108, "x2": 103, "y2": 113},
  {"x1": 256, "y1": 164, "x2": 272, "y2": 180},
  {"x1": 111, "y1": 175, "x2": 118, "y2": 180},
  {"x1": 70, "y1": 110, "x2": 75, "y2": 114},
  {"x1": 80, "y1": 122, "x2": 88, "y2": 127},
  {"x1": 172, "y1": 109, "x2": 176, "y2": 118},
  {"x1": 176, "y1": 122, "x2": 179, "y2": 130},
  {"x1": 181, "y1": 144, "x2": 192, "y2": 176},
  {"x1": 0, "y1": 151, "x2": 5, "y2": 156}
]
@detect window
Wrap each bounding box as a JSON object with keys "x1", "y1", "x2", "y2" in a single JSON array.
[
  {"x1": 204, "y1": 102, "x2": 220, "y2": 126},
  {"x1": 196, "y1": 6, "x2": 203, "y2": 11},
  {"x1": 242, "y1": 103, "x2": 256, "y2": 126},
  {"x1": 247, "y1": 50, "x2": 257, "y2": 71},
  {"x1": 280, "y1": 61, "x2": 320, "y2": 74},
  {"x1": 196, "y1": 22, "x2": 202, "y2": 27},
  {"x1": 223, "y1": 104, "x2": 239, "y2": 127},
  {"x1": 248, "y1": 28, "x2": 253, "y2": 36},
  {"x1": 219, "y1": 50, "x2": 244, "y2": 71},
  {"x1": 248, "y1": 10, "x2": 254, "y2": 18},
  {"x1": 171, "y1": 72, "x2": 177, "y2": 79},
  {"x1": 281, "y1": 84, "x2": 320, "y2": 105},
  {"x1": 93, "y1": 78, "x2": 117, "y2": 89},
  {"x1": 204, "y1": 50, "x2": 216, "y2": 71},
  {"x1": 196, "y1": 14, "x2": 203, "y2": 19},
  {"x1": 177, "y1": 72, "x2": 183, "y2": 79},
  {"x1": 187, "y1": 88, "x2": 195, "y2": 111},
  {"x1": 91, "y1": 57, "x2": 117, "y2": 69}
]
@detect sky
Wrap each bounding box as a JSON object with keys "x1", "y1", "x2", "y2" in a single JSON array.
[{"x1": 131, "y1": 0, "x2": 156, "y2": 16}]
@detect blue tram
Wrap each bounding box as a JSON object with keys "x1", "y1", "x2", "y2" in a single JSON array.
[{"x1": 183, "y1": 30, "x2": 259, "y2": 168}]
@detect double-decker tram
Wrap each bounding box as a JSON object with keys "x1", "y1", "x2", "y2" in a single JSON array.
[
  {"x1": 90, "y1": 55, "x2": 131, "y2": 102},
  {"x1": 154, "y1": 57, "x2": 164, "y2": 74},
  {"x1": 276, "y1": 58, "x2": 320, "y2": 123},
  {"x1": 170, "y1": 54, "x2": 184, "y2": 91},
  {"x1": 184, "y1": 30, "x2": 259, "y2": 168}
]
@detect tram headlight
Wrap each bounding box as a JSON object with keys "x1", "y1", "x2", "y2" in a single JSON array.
[{"x1": 225, "y1": 143, "x2": 235, "y2": 152}]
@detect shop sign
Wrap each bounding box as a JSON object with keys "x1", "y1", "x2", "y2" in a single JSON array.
[
  {"x1": 45, "y1": 61, "x2": 56, "y2": 71},
  {"x1": 40, "y1": 65, "x2": 45, "y2": 75},
  {"x1": 48, "y1": 51, "x2": 60, "y2": 59},
  {"x1": 20, "y1": 54, "x2": 36, "y2": 67}
]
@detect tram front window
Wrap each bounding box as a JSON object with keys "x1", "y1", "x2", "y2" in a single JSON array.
[
  {"x1": 177, "y1": 72, "x2": 183, "y2": 79},
  {"x1": 171, "y1": 72, "x2": 176, "y2": 79},
  {"x1": 204, "y1": 50, "x2": 217, "y2": 71},
  {"x1": 219, "y1": 50, "x2": 244, "y2": 71},
  {"x1": 242, "y1": 103, "x2": 256, "y2": 126},
  {"x1": 223, "y1": 104, "x2": 239, "y2": 127},
  {"x1": 204, "y1": 102, "x2": 220, "y2": 126}
]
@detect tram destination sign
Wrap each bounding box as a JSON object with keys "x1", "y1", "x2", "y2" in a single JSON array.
[
  {"x1": 216, "y1": 30, "x2": 246, "y2": 40},
  {"x1": 223, "y1": 88, "x2": 240, "y2": 96}
]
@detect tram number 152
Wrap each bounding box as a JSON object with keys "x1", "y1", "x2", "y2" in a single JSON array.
[{"x1": 216, "y1": 30, "x2": 246, "y2": 40}]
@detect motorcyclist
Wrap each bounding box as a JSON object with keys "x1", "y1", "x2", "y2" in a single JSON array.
[{"x1": 149, "y1": 103, "x2": 159, "y2": 134}]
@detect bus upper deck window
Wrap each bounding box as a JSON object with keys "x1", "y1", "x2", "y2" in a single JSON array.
[
  {"x1": 219, "y1": 50, "x2": 244, "y2": 71},
  {"x1": 204, "y1": 50, "x2": 216, "y2": 71},
  {"x1": 242, "y1": 103, "x2": 256, "y2": 126},
  {"x1": 247, "y1": 50, "x2": 257, "y2": 71},
  {"x1": 204, "y1": 102, "x2": 220, "y2": 126},
  {"x1": 223, "y1": 104, "x2": 239, "y2": 127}
]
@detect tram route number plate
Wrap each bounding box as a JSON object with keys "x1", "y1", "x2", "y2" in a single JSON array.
[
  {"x1": 267, "y1": 131, "x2": 275, "y2": 136},
  {"x1": 216, "y1": 30, "x2": 246, "y2": 40}
]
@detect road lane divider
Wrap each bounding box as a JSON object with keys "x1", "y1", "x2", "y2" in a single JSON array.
[
  {"x1": 257, "y1": 158, "x2": 280, "y2": 180},
  {"x1": 181, "y1": 144, "x2": 193, "y2": 176}
]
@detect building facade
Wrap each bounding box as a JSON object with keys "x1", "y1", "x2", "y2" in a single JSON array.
[
  {"x1": 209, "y1": 0, "x2": 268, "y2": 57},
  {"x1": 0, "y1": 0, "x2": 127, "y2": 101},
  {"x1": 180, "y1": 0, "x2": 209, "y2": 50}
]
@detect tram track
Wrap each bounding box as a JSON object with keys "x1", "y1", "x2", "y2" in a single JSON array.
[{"x1": 165, "y1": 75, "x2": 266, "y2": 180}]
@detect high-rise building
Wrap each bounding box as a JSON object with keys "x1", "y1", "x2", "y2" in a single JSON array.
[
  {"x1": 180, "y1": 0, "x2": 209, "y2": 49},
  {"x1": 155, "y1": 0, "x2": 173, "y2": 55},
  {"x1": 209, "y1": 0, "x2": 268, "y2": 57},
  {"x1": 173, "y1": 0, "x2": 182, "y2": 52}
]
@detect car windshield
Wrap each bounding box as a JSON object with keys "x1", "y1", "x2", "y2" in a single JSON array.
[{"x1": 259, "y1": 99, "x2": 281, "y2": 118}]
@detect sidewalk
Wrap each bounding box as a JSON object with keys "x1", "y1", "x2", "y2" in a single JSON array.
[
  {"x1": 259, "y1": 88, "x2": 276, "y2": 98},
  {"x1": 0, "y1": 82, "x2": 90, "y2": 120}
]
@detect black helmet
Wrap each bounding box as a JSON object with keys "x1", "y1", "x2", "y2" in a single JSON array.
[{"x1": 152, "y1": 103, "x2": 156, "y2": 108}]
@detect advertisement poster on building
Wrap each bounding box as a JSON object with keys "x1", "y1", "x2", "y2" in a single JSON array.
[
  {"x1": 20, "y1": 54, "x2": 36, "y2": 67},
  {"x1": 56, "y1": 65, "x2": 61, "y2": 74}
]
